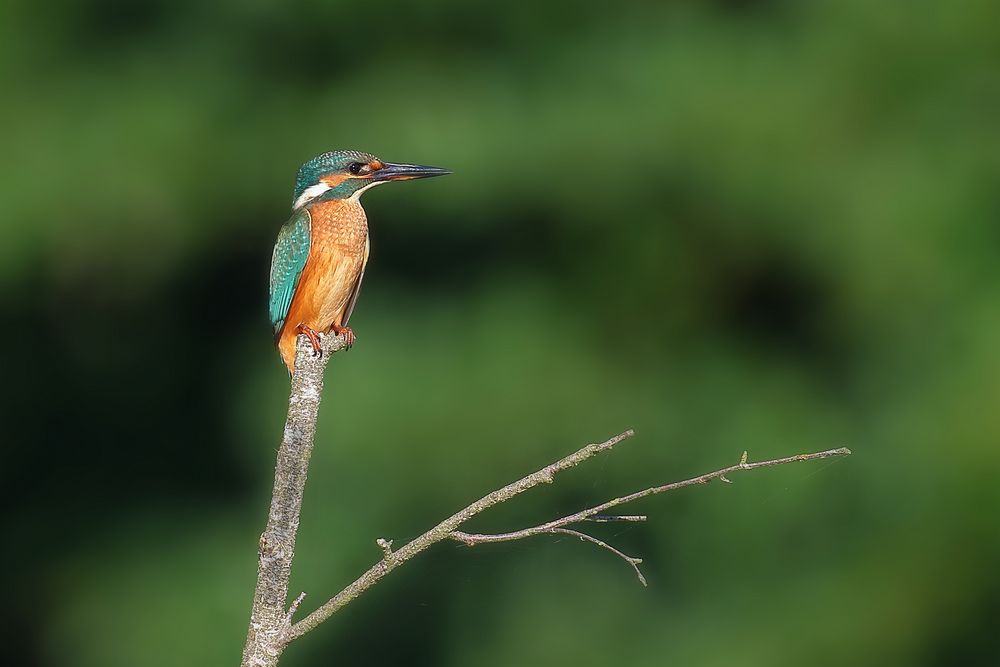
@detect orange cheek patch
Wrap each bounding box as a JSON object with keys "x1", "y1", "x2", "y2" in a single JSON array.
[
  {"x1": 369, "y1": 160, "x2": 384, "y2": 171},
  {"x1": 321, "y1": 174, "x2": 349, "y2": 188}
]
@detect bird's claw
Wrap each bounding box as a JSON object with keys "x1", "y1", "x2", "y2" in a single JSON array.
[
  {"x1": 331, "y1": 325, "x2": 355, "y2": 349},
  {"x1": 296, "y1": 325, "x2": 323, "y2": 357}
]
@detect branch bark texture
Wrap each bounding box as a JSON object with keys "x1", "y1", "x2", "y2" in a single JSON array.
[
  {"x1": 240, "y1": 333, "x2": 851, "y2": 666},
  {"x1": 241, "y1": 333, "x2": 346, "y2": 667}
]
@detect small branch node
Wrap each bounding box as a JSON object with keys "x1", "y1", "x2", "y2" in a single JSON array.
[
  {"x1": 719, "y1": 474, "x2": 732, "y2": 484},
  {"x1": 449, "y1": 531, "x2": 476, "y2": 546},
  {"x1": 257, "y1": 533, "x2": 267, "y2": 555},
  {"x1": 284, "y1": 592, "x2": 307, "y2": 626},
  {"x1": 740, "y1": 450, "x2": 749, "y2": 467},
  {"x1": 376, "y1": 537, "x2": 394, "y2": 559}
]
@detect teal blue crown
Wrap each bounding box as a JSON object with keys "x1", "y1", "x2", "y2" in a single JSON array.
[{"x1": 292, "y1": 150, "x2": 377, "y2": 206}]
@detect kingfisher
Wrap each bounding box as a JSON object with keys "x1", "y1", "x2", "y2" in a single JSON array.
[{"x1": 269, "y1": 150, "x2": 450, "y2": 373}]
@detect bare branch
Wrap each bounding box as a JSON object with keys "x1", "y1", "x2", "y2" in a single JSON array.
[
  {"x1": 240, "y1": 333, "x2": 348, "y2": 667},
  {"x1": 240, "y1": 329, "x2": 852, "y2": 666},
  {"x1": 444, "y1": 524, "x2": 653, "y2": 585},
  {"x1": 288, "y1": 439, "x2": 849, "y2": 641},
  {"x1": 553, "y1": 528, "x2": 646, "y2": 586},
  {"x1": 585, "y1": 515, "x2": 647, "y2": 522},
  {"x1": 287, "y1": 429, "x2": 636, "y2": 640},
  {"x1": 446, "y1": 446, "x2": 851, "y2": 550}
]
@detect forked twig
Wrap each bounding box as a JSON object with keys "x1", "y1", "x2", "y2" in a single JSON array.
[
  {"x1": 447, "y1": 445, "x2": 849, "y2": 587},
  {"x1": 241, "y1": 332, "x2": 852, "y2": 667},
  {"x1": 290, "y1": 430, "x2": 849, "y2": 640}
]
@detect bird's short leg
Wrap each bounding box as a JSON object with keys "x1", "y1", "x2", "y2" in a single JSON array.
[
  {"x1": 296, "y1": 324, "x2": 323, "y2": 357},
  {"x1": 330, "y1": 324, "x2": 355, "y2": 349}
]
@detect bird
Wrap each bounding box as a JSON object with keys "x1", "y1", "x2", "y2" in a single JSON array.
[{"x1": 269, "y1": 150, "x2": 450, "y2": 373}]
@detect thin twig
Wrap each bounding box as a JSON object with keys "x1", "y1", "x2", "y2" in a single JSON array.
[
  {"x1": 550, "y1": 527, "x2": 647, "y2": 586},
  {"x1": 287, "y1": 429, "x2": 636, "y2": 640},
  {"x1": 284, "y1": 592, "x2": 307, "y2": 628},
  {"x1": 447, "y1": 446, "x2": 851, "y2": 549},
  {"x1": 288, "y1": 440, "x2": 850, "y2": 641}
]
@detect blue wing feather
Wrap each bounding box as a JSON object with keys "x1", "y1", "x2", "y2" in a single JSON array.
[{"x1": 269, "y1": 208, "x2": 311, "y2": 339}]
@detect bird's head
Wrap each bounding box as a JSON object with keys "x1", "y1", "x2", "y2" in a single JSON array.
[{"x1": 291, "y1": 150, "x2": 450, "y2": 210}]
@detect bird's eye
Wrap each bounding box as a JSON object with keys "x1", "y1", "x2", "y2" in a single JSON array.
[{"x1": 348, "y1": 162, "x2": 364, "y2": 175}]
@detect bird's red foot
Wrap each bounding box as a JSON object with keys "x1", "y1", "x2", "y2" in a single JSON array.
[
  {"x1": 331, "y1": 324, "x2": 355, "y2": 349},
  {"x1": 296, "y1": 324, "x2": 323, "y2": 357}
]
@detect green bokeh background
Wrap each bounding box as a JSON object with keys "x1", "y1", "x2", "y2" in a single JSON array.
[{"x1": 3, "y1": 1, "x2": 998, "y2": 665}]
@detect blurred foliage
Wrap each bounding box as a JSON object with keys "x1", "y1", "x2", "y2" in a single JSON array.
[{"x1": 2, "y1": 0, "x2": 999, "y2": 665}]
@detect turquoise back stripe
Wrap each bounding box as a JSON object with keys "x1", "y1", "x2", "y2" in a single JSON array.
[{"x1": 269, "y1": 208, "x2": 311, "y2": 338}]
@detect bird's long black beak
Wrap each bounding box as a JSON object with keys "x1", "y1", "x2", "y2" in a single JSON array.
[{"x1": 372, "y1": 162, "x2": 451, "y2": 181}]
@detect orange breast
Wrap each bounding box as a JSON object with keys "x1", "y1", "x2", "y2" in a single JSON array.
[{"x1": 277, "y1": 198, "x2": 369, "y2": 370}]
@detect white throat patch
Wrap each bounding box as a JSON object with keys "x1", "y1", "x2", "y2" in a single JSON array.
[
  {"x1": 348, "y1": 180, "x2": 387, "y2": 202},
  {"x1": 293, "y1": 182, "x2": 331, "y2": 210},
  {"x1": 292, "y1": 179, "x2": 386, "y2": 209}
]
